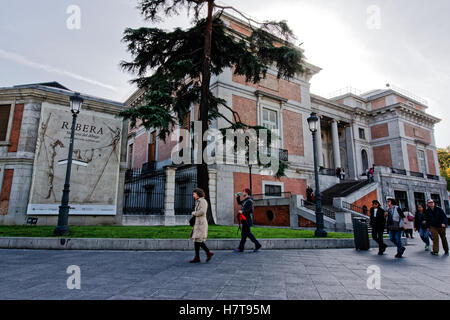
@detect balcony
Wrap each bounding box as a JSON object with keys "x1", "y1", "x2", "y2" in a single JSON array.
[{"x1": 390, "y1": 168, "x2": 441, "y2": 181}]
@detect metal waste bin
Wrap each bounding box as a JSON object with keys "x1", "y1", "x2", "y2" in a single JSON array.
[{"x1": 352, "y1": 218, "x2": 370, "y2": 250}]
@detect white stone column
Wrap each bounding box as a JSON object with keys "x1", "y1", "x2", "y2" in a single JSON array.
[
  {"x1": 316, "y1": 116, "x2": 323, "y2": 167},
  {"x1": 331, "y1": 120, "x2": 341, "y2": 169},
  {"x1": 164, "y1": 166, "x2": 177, "y2": 225},
  {"x1": 208, "y1": 169, "x2": 217, "y2": 224}
]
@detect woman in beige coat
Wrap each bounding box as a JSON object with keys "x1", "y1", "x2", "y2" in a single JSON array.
[{"x1": 189, "y1": 188, "x2": 214, "y2": 263}]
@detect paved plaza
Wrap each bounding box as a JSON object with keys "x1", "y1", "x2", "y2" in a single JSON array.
[{"x1": 0, "y1": 237, "x2": 449, "y2": 300}]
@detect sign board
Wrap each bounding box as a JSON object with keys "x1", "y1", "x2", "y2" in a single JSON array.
[{"x1": 27, "y1": 102, "x2": 122, "y2": 216}]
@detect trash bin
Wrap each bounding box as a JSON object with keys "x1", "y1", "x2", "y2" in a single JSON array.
[{"x1": 352, "y1": 217, "x2": 370, "y2": 251}]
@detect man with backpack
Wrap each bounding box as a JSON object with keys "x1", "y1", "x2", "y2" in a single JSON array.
[
  {"x1": 234, "y1": 189, "x2": 262, "y2": 253},
  {"x1": 386, "y1": 198, "x2": 408, "y2": 258}
]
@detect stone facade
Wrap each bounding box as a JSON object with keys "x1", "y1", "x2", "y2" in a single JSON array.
[
  {"x1": 0, "y1": 82, "x2": 127, "y2": 226},
  {"x1": 123, "y1": 13, "x2": 448, "y2": 226}
]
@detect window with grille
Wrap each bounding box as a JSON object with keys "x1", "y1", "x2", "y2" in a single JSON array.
[
  {"x1": 264, "y1": 184, "x2": 282, "y2": 197},
  {"x1": 359, "y1": 128, "x2": 366, "y2": 140}
]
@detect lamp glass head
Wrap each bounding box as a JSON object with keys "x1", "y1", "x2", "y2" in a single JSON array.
[
  {"x1": 307, "y1": 113, "x2": 319, "y2": 133},
  {"x1": 70, "y1": 92, "x2": 83, "y2": 114}
]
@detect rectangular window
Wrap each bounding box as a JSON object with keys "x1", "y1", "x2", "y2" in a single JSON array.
[
  {"x1": 431, "y1": 194, "x2": 441, "y2": 208},
  {"x1": 264, "y1": 184, "x2": 282, "y2": 197},
  {"x1": 417, "y1": 150, "x2": 426, "y2": 173},
  {"x1": 359, "y1": 128, "x2": 366, "y2": 140},
  {"x1": 0, "y1": 105, "x2": 11, "y2": 141},
  {"x1": 262, "y1": 108, "x2": 278, "y2": 131},
  {"x1": 394, "y1": 190, "x2": 408, "y2": 211},
  {"x1": 414, "y1": 192, "x2": 426, "y2": 211},
  {"x1": 148, "y1": 131, "x2": 156, "y2": 162}
]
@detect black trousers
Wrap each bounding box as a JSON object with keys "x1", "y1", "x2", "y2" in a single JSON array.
[
  {"x1": 372, "y1": 226, "x2": 385, "y2": 251},
  {"x1": 238, "y1": 222, "x2": 261, "y2": 251},
  {"x1": 194, "y1": 242, "x2": 210, "y2": 256}
]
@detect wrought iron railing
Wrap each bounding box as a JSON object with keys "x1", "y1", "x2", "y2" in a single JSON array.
[
  {"x1": 391, "y1": 168, "x2": 407, "y2": 175},
  {"x1": 252, "y1": 192, "x2": 292, "y2": 201},
  {"x1": 319, "y1": 168, "x2": 336, "y2": 176},
  {"x1": 342, "y1": 201, "x2": 368, "y2": 216},
  {"x1": 410, "y1": 171, "x2": 424, "y2": 178},
  {"x1": 123, "y1": 168, "x2": 166, "y2": 215},
  {"x1": 300, "y1": 199, "x2": 336, "y2": 220}
]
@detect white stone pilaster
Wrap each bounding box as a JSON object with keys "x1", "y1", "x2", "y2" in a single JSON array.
[
  {"x1": 331, "y1": 119, "x2": 341, "y2": 169},
  {"x1": 316, "y1": 116, "x2": 323, "y2": 167}
]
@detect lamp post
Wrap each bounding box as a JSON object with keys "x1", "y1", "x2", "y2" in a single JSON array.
[
  {"x1": 307, "y1": 112, "x2": 327, "y2": 238},
  {"x1": 54, "y1": 92, "x2": 83, "y2": 236}
]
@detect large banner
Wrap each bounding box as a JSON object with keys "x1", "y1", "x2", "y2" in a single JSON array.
[{"x1": 27, "y1": 102, "x2": 122, "y2": 216}]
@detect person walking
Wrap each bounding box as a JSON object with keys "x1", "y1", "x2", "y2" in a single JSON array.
[
  {"x1": 336, "y1": 167, "x2": 341, "y2": 179},
  {"x1": 424, "y1": 199, "x2": 449, "y2": 256},
  {"x1": 189, "y1": 188, "x2": 214, "y2": 263},
  {"x1": 386, "y1": 198, "x2": 408, "y2": 258},
  {"x1": 369, "y1": 200, "x2": 388, "y2": 255},
  {"x1": 306, "y1": 185, "x2": 314, "y2": 202},
  {"x1": 403, "y1": 206, "x2": 415, "y2": 239},
  {"x1": 340, "y1": 168, "x2": 346, "y2": 181},
  {"x1": 414, "y1": 204, "x2": 433, "y2": 251},
  {"x1": 234, "y1": 188, "x2": 262, "y2": 253}
]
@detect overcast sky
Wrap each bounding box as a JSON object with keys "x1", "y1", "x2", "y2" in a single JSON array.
[{"x1": 0, "y1": 0, "x2": 449, "y2": 147}]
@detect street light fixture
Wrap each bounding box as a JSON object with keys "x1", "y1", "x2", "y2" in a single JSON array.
[
  {"x1": 307, "y1": 112, "x2": 327, "y2": 238},
  {"x1": 54, "y1": 92, "x2": 83, "y2": 236}
]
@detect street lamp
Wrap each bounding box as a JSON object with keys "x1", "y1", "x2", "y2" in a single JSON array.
[
  {"x1": 307, "y1": 112, "x2": 327, "y2": 238},
  {"x1": 54, "y1": 92, "x2": 83, "y2": 236}
]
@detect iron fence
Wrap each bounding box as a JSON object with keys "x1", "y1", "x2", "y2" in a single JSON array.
[{"x1": 123, "y1": 168, "x2": 166, "y2": 215}]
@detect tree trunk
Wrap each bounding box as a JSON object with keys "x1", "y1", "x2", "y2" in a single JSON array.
[{"x1": 197, "y1": 0, "x2": 215, "y2": 224}]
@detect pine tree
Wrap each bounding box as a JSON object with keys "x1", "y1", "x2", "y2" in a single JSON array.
[{"x1": 119, "y1": 0, "x2": 304, "y2": 224}]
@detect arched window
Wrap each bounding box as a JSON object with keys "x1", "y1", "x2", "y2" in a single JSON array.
[{"x1": 361, "y1": 149, "x2": 369, "y2": 173}]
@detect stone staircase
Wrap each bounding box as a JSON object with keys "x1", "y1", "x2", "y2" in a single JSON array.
[{"x1": 321, "y1": 179, "x2": 371, "y2": 206}]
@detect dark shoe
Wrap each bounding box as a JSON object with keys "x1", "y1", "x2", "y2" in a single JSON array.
[
  {"x1": 400, "y1": 247, "x2": 406, "y2": 256},
  {"x1": 377, "y1": 251, "x2": 384, "y2": 256},
  {"x1": 395, "y1": 253, "x2": 402, "y2": 258},
  {"x1": 445, "y1": 251, "x2": 449, "y2": 256},
  {"x1": 254, "y1": 244, "x2": 262, "y2": 252},
  {"x1": 380, "y1": 244, "x2": 387, "y2": 254},
  {"x1": 206, "y1": 251, "x2": 214, "y2": 262},
  {"x1": 430, "y1": 252, "x2": 439, "y2": 256},
  {"x1": 189, "y1": 256, "x2": 201, "y2": 263}
]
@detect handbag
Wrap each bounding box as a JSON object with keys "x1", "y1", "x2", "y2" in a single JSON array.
[
  {"x1": 388, "y1": 207, "x2": 401, "y2": 231},
  {"x1": 407, "y1": 214, "x2": 414, "y2": 222},
  {"x1": 389, "y1": 221, "x2": 400, "y2": 231},
  {"x1": 189, "y1": 216, "x2": 196, "y2": 227}
]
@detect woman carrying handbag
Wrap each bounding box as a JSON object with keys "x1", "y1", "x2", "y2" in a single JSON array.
[{"x1": 189, "y1": 188, "x2": 214, "y2": 263}]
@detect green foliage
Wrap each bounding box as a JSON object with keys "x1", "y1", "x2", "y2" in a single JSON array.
[
  {"x1": 438, "y1": 148, "x2": 450, "y2": 191},
  {"x1": 119, "y1": 1, "x2": 304, "y2": 178}
]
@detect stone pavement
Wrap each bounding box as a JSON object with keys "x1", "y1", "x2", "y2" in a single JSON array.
[{"x1": 0, "y1": 236, "x2": 449, "y2": 300}]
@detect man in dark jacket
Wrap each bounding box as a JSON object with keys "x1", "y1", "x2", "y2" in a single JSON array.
[
  {"x1": 370, "y1": 200, "x2": 387, "y2": 255},
  {"x1": 235, "y1": 189, "x2": 262, "y2": 253},
  {"x1": 424, "y1": 199, "x2": 449, "y2": 256}
]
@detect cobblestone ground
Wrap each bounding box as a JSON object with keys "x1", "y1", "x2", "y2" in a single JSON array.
[{"x1": 0, "y1": 236, "x2": 449, "y2": 300}]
